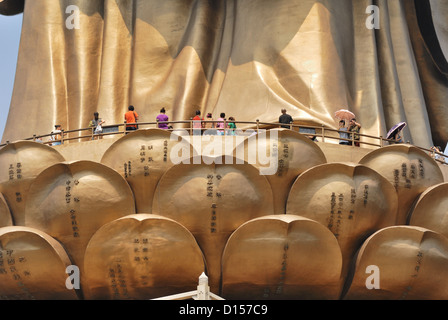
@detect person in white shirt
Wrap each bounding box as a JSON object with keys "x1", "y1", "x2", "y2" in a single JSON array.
[{"x1": 50, "y1": 124, "x2": 62, "y2": 146}]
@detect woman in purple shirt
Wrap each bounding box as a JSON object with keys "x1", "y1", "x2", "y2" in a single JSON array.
[{"x1": 156, "y1": 108, "x2": 169, "y2": 129}]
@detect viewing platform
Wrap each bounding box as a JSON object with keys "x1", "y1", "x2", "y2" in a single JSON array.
[
  {"x1": 1, "y1": 119, "x2": 446, "y2": 166},
  {"x1": 0, "y1": 122, "x2": 447, "y2": 300},
  {"x1": 3, "y1": 119, "x2": 444, "y2": 180}
]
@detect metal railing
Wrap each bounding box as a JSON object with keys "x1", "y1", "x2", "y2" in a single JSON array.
[{"x1": 1, "y1": 119, "x2": 446, "y2": 165}]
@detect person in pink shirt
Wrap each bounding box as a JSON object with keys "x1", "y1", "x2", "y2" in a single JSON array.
[{"x1": 216, "y1": 113, "x2": 226, "y2": 135}]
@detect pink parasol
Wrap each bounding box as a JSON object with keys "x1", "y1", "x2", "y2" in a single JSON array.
[{"x1": 334, "y1": 109, "x2": 356, "y2": 122}]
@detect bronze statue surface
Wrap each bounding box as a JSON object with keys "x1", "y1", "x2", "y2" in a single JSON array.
[{"x1": 0, "y1": 0, "x2": 447, "y2": 149}]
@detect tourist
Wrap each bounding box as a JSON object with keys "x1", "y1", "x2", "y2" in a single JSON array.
[
  {"x1": 204, "y1": 113, "x2": 215, "y2": 135},
  {"x1": 392, "y1": 132, "x2": 403, "y2": 144},
  {"x1": 124, "y1": 105, "x2": 139, "y2": 132},
  {"x1": 216, "y1": 113, "x2": 226, "y2": 135},
  {"x1": 338, "y1": 120, "x2": 350, "y2": 145},
  {"x1": 431, "y1": 146, "x2": 444, "y2": 161},
  {"x1": 89, "y1": 112, "x2": 105, "y2": 139},
  {"x1": 156, "y1": 108, "x2": 169, "y2": 129},
  {"x1": 348, "y1": 118, "x2": 362, "y2": 147},
  {"x1": 192, "y1": 110, "x2": 203, "y2": 135},
  {"x1": 50, "y1": 124, "x2": 62, "y2": 146},
  {"x1": 391, "y1": 130, "x2": 404, "y2": 144},
  {"x1": 227, "y1": 117, "x2": 237, "y2": 135},
  {"x1": 279, "y1": 109, "x2": 293, "y2": 129}
]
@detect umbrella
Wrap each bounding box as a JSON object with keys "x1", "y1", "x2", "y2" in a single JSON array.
[
  {"x1": 334, "y1": 109, "x2": 356, "y2": 122},
  {"x1": 386, "y1": 122, "x2": 407, "y2": 140}
]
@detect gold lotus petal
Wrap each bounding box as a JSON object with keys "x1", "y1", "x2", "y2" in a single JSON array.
[
  {"x1": 0, "y1": 226, "x2": 78, "y2": 300},
  {"x1": 83, "y1": 214, "x2": 205, "y2": 299},
  {"x1": 358, "y1": 144, "x2": 444, "y2": 224},
  {"x1": 0, "y1": 141, "x2": 65, "y2": 225},
  {"x1": 23, "y1": 160, "x2": 136, "y2": 290},
  {"x1": 152, "y1": 155, "x2": 275, "y2": 291},
  {"x1": 286, "y1": 162, "x2": 398, "y2": 278},
  {"x1": 221, "y1": 214, "x2": 343, "y2": 299},
  {"x1": 0, "y1": 193, "x2": 13, "y2": 227},
  {"x1": 408, "y1": 182, "x2": 448, "y2": 238},
  {"x1": 101, "y1": 128, "x2": 196, "y2": 213},
  {"x1": 233, "y1": 129, "x2": 327, "y2": 214},
  {"x1": 343, "y1": 226, "x2": 448, "y2": 300}
]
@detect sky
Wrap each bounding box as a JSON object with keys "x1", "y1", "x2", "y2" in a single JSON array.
[{"x1": 0, "y1": 13, "x2": 23, "y2": 141}]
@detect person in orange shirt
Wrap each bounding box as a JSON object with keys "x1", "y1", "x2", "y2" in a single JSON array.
[{"x1": 124, "y1": 105, "x2": 139, "y2": 132}]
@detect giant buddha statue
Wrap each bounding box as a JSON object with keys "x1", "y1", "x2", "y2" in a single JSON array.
[{"x1": 1, "y1": 0, "x2": 447, "y2": 148}]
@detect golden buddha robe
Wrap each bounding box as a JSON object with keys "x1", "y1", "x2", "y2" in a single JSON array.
[{"x1": 1, "y1": 0, "x2": 447, "y2": 148}]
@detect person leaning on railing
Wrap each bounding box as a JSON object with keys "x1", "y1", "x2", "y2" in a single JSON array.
[
  {"x1": 192, "y1": 110, "x2": 204, "y2": 135},
  {"x1": 124, "y1": 105, "x2": 139, "y2": 132},
  {"x1": 203, "y1": 113, "x2": 216, "y2": 135},
  {"x1": 156, "y1": 108, "x2": 169, "y2": 129},
  {"x1": 338, "y1": 120, "x2": 350, "y2": 145},
  {"x1": 279, "y1": 109, "x2": 293, "y2": 129},
  {"x1": 89, "y1": 112, "x2": 106, "y2": 140},
  {"x1": 216, "y1": 113, "x2": 226, "y2": 135},
  {"x1": 49, "y1": 124, "x2": 62, "y2": 146},
  {"x1": 227, "y1": 117, "x2": 236, "y2": 135},
  {"x1": 348, "y1": 118, "x2": 362, "y2": 147}
]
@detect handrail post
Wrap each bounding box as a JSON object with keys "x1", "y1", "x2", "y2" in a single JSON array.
[
  {"x1": 290, "y1": 121, "x2": 293, "y2": 130},
  {"x1": 61, "y1": 130, "x2": 65, "y2": 145},
  {"x1": 256, "y1": 119, "x2": 260, "y2": 134},
  {"x1": 190, "y1": 118, "x2": 193, "y2": 136},
  {"x1": 379, "y1": 136, "x2": 383, "y2": 147},
  {"x1": 33, "y1": 134, "x2": 36, "y2": 142},
  {"x1": 321, "y1": 124, "x2": 325, "y2": 143},
  {"x1": 224, "y1": 119, "x2": 227, "y2": 136}
]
